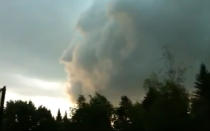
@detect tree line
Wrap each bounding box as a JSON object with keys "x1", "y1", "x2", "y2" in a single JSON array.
[{"x1": 1, "y1": 64, "x2": 210, "y2": 131}]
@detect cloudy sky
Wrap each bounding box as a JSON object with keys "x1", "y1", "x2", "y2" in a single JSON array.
[
  {"x1": 1, "y1": 0, "x2": 210, "y2": 115},
  {"x1": 62, "y1": 0, "x2": 210, "y2": 103},
  {"x1": 0, "y1": 0, "x2": 93, "y2": 115}
]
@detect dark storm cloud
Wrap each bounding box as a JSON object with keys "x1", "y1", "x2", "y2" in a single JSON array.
[{"x1": 62, "y1": 0, "x2": 210, "y2": 102}]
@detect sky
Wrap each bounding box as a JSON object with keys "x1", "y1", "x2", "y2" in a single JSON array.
[
  {"x1": 1, "y1": 0, "x2": 210, "y2": 115},
  {"x1": 0, "y1": 0, "x2": 93, "y2": 116},
  {"x1": 62, "y1": 0, "x2": 210, "y2": 104}
]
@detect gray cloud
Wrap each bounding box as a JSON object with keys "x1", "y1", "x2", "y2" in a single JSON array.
[
  {"x1": 0, "y1": 0, "x2": 93, "y2": 101},
  {"x1": 62, "y1": 0, "x2": 210, "y2": 103},
  {"x1": 0, "y1": 0, "x2": 92, "y2": 81}
]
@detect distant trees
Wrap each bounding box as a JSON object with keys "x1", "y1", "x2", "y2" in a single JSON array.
[{"x1": 0, "y1": 64, "x2": 210, "y2": 131}]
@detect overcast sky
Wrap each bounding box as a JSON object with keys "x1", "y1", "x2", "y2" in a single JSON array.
[
  {"x1": 0, "y1": 0, "x2": 93, "y2": 115},
  {"x1": 62, "y1": 0, "x2": 210, "y2": 104},
  {"x1": 1, "y1": 0, "x2": 210, "y2": 115}
]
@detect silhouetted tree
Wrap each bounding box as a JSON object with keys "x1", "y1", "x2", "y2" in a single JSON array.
[
  {"x1": 143, "y1": 74, "x2": 162, "y2": 111},
  {"x1": 142, "y1": 87, "x2": 159, "y2": 111},
  {"x1": 63, "y1": 112, "x2": 68, "y2": 122},
  {"x1": 130, "y1": 103, "x2": 145, "y2": 131},
  {"x1": 77, "y1": 95, "x2": 87, "y2": 108},
  {"x1": 142, "y1": 75, "x2": 189, "y2": 131},
  {"x1": 194, "y1": 64, "x2": 210, "y2": 98},
  {"x1": 71, "y1": 95, "x2": 89, "y2": 130},
  {"x1": 3, "y1": 64, "x2": 210, "y2": 131},
  {"x1": 60, "y1": 111, "x2": 72, "y2": 131},
  {"x1": 34, "y1": 106, "x2": 56, "y2": 131},
  {"x1": 72, "y1": 93, "x2": 113, "y2": 131},
  {"x1": 56, "y1": 109, "x2": 62, "y2": 122},
  {"x1": 191, "y1": 64, "x2": 210, "y2": 131},
  {"x1": 2, "y1": 101, "x2": 37, "y2": 131},
  {"x1": 113, "y1": 96, "x2": 133, "y2": 131}
]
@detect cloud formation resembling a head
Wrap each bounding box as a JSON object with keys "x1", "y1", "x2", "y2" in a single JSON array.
[{"x1": 62, "y1": 0, "x2": 210, "y2": 103}]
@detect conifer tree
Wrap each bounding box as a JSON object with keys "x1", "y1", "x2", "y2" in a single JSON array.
[{"x1": 56, "y1": 109, "x2": 62, "y2": 122}]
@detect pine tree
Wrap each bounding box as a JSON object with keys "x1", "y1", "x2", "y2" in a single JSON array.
[
  {"x1": 63, "y1": 111, "x2": 68, "y2": 122},
  {"x1": 56, "y1": 109, "x2": 62, "y2": 122},
  {"x1": 192, "y1": 64, "x2": 210, "y2": 130},
  {"x1": 194, "y1": 64, "x2": 210, "y2": 98}
]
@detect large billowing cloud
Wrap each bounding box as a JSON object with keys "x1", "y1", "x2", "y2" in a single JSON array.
[{"x1": 62, "y1": 0, "x2": 210, "y2": 103}]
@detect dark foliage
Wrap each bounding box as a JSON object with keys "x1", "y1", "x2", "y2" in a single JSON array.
[
  {"x1": 71, "y1": 93, "x2": 113, "y2": 131},
  {"x1": 191, "y1": 64, "x2": 210, "y2": 131}
]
